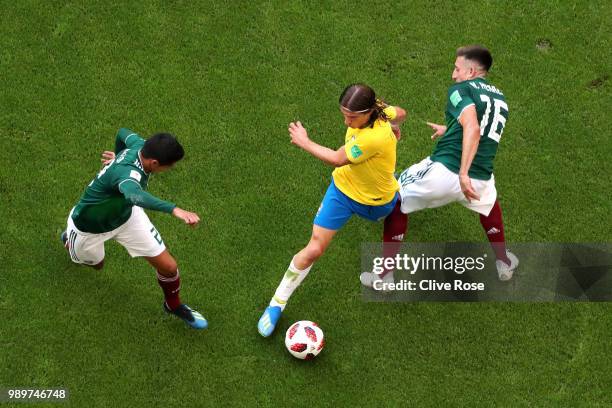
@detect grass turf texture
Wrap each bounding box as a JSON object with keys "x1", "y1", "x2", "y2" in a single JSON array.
[{"x1": 1, "y1": 0, "x2": 611, "y2": 406}]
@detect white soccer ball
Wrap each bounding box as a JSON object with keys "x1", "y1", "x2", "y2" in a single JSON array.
[{"x1": 285, "y1": 320, "x2": 325, "y2": 360}]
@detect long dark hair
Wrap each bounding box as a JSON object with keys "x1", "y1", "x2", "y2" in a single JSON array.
[{"x1": 339, "y1": 83, "x2": 388, "y2": 128}]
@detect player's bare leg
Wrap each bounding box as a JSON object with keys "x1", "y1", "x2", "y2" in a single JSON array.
[
  {"x1": 361, "y1": 200, "x2": 408, "y2": 290},
  {"x1": 479, "y1": 200, "x2": 519, "y2": 280},
  {"x1": 258, "y1": 225, "x2": 337, "y2": 337},
  {"x1": 145, "y1": 250, "x2": 207, "y2": 329},
  {"x1": 146, "y1": 249, "x2": 178, "y2": 279},
  {"x1": 293, "y1": 225, "x2": 338, "y2": 269}
]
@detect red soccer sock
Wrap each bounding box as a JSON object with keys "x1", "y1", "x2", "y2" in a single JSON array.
[
  {"x1": 157, "y1": 269, "x2": 181, "y2": 311},
  {"x1": 480, "y1": 200, "x2": 511, "y2": 265},
  {"x1": 381, "y1": 200, "x2": 408, "y2": 278}
]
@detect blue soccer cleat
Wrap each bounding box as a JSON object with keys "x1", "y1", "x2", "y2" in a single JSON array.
[
  {"x1": 257, "y1": 306, "x2": 282, "y2": 337},
  {"x1": 164, "y1": 303, "x2": 208, "y2": 330},
  {"x1": 60, "y1": 230, "x2": 68, "y2": 247}
]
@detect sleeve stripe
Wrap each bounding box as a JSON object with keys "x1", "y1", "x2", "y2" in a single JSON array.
[
  {"x1": 457, "y1": 103, "x2": 476, "y2": 120},
  {"x1": 124, "y1": 133, "x2": 137, "y2": 143},
  {"x1": 118, "y1": 178, "x2": 141, "y2": 191}
]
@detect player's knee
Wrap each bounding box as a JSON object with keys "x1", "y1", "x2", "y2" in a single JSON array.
[
  {"x1": 159, "y1": 258, "x2": 178, "y2": 276},
  {"x1": 92, "y1": 260, "x2": 104, "y2": 270},
  {"x1": 306, "y1": 241, "x2": 326, "y2": 261},
  {"x1": 168, "y1": 261, "x2": 178, "y2": 276}
]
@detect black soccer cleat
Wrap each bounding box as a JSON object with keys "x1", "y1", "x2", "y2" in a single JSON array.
[{"x1": 163, "y1": 303, "x2": 208, "y2": 330}]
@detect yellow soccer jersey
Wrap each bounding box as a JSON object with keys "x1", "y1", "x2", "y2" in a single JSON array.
[{"x1": 332, "y1": 106, "x2": 399, "y2": 205}]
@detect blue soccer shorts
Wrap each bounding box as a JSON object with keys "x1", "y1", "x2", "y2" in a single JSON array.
[{"x1": 313, "y1": 178, "x2": 399, "y2": 230}]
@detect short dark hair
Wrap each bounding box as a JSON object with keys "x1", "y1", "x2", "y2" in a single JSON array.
[
  {"x1": 339, "y1": 83, "x2": 388, "y2": 128},
  {"x1": 456, "y1": 45, "x2": 493, "y2": 72},
  {"x1": 141, "y1": 133, "x2": 184, "y2": 166}
]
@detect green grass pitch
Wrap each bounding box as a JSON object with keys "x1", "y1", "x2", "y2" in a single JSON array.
[{"x1": 1, "y1": 1, "x2": 610, "y2": 406}]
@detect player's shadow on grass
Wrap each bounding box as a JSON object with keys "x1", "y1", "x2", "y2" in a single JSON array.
[{"x1": 54, "y1": 243, "x2": 202, "y2": 338}]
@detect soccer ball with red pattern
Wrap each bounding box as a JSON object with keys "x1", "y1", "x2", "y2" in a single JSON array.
[{"x1": 285, "y1": 320, "x2": 325, "y2": 360}]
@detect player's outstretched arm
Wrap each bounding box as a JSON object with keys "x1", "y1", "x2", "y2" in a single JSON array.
[
  {"x1": 288, "y1": 121, "x2": 350, "y2": 167},
  {"x1": 118, "y1": 180, "x2": 200, "y2": 226},
  {"x1": 119, "y1": 180, "x2": 177, "y2": 214},
  {"x1": 172, "y1": 207, "x2": 200, "y2": 226}
]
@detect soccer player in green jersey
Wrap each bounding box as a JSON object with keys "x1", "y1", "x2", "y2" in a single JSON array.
[
  {"x1": 361, "y1": 45, "x2": 519, "y2": 288},
  {"x1": 60, "y1": 128, "x2": 207, "y2": 329}
]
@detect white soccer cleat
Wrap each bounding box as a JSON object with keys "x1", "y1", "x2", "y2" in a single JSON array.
[
  {"x1": 496, "y1": 251, "x2": 519, "y2": 281},
  {"x1": 360, "y1": 271, "x2": 395, "y2": 292}
]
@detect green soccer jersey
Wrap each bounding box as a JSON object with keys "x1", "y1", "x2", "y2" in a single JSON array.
[
  {"x1": 430, "y1": 77, "x2": 509, "y2": 180},
  {"x1": 71, "y1": 128, "x2": 176, "y2": 233}
]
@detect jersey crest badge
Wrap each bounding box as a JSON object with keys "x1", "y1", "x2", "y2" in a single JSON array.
[
  {"x1": 129, "y1": 170, "x2": 142, "y2": 182},
  {"x1": 350, "y1": 145, "x2": 363, "y2": 159},
  {"x1": 450, "y1": 90, "x2": 462, "y2": 107}
]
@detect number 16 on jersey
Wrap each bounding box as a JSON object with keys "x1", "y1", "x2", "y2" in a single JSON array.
[{"x1": 479, "y1": 95, "x2": 508, "y2": 143}]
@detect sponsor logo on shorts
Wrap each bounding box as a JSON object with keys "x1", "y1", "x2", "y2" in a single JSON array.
[{"x1": 398, "y1": 162, "x2": 434, "y2": 186}]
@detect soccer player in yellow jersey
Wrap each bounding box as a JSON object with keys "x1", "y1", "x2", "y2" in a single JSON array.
[{"x1": 258, "y1": 84, "x2": 407, "y2": 337}]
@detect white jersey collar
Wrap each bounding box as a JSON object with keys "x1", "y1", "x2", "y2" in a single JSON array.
[{"x1": 136, "y1": 150, "x2": 150, "y2": 175}]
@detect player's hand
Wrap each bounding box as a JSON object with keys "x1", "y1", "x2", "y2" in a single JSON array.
[
  {"x1": 427, "y1": 122, "x2": 447, "y2": 140},
  {"x1": 101, "y1": 151, "x2": 115, "y2": 165},
  {"x1": 392, "y1": 126, "x2": 401, "y2": 140},
  {"x1": 288, "y1": 121, "x2": 310, "y2": 149},
  {"x1": 172, "y1": 207, "x2": 200, "y2": 226},
  {"x1": 459, "y1": 174, "x2": 480, "y2": 203}
]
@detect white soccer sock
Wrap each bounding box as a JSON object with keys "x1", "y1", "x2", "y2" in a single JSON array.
[
  {"x1": 269, "y1": 257, "x2": 313, "y2": 311},
  {"x1": 381, "y1": 270, "x2": 395, "y2": 282}
]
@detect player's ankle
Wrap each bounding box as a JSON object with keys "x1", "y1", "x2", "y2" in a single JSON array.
[
  {"x1": 380, "y1": 271, "x2": 394, "y2": 282},
  {"x1": 164, "y1": 298, "x2": 181, "y2": 311},
  {"x1": 270, "y1": 297, "x2": 287, "y2": 311},
  {"x1": 497, "y1": 254, "x2": 511, "y2": 266}
]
